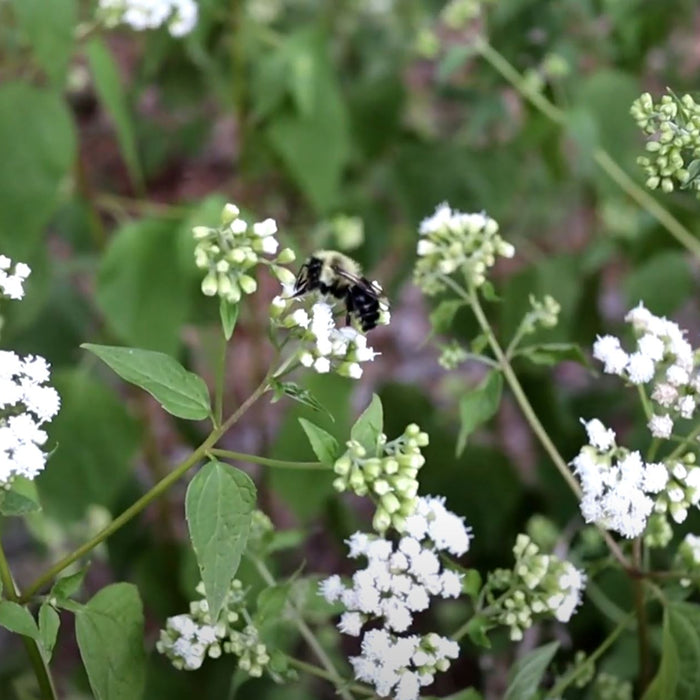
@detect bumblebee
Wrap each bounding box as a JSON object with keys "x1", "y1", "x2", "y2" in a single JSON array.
[{"x1": 292, "y1": 250, "x2": 387, "y2": 331}]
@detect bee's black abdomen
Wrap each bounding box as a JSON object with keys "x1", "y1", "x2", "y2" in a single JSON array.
[{"x1": 348, "y1": 284, "x2": 380, "y2": 331}]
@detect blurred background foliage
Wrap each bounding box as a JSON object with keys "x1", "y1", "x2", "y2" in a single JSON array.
[{"x1": 2, "y1": 0, "x2": 700, "y2": 697}]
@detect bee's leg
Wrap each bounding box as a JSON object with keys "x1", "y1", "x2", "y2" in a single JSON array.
[{"x1": 345, "y1": 291, "x2": 355, "y2": 326}]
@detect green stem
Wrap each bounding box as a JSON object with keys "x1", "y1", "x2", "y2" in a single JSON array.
[
  {"x1": 214, "y1": 332, "x2": 228, "y2": 427},
  {"x1": 285, "y1": 657, "x2": 374, "y2": 696},
  {"x1": 252, "y1": 558, "x2": 355, "y2": 700},
  {"x1": 546, "y1": 612, "x2": 634, "y2": 698},
  {"x1": 0, "y1": 544, "x2": 57, "y2": 700},
  {"x1": 209, "y1": 449, "x2": 327, "y2": 470},
  {"x1": 20, "y1": 369, "x2": 274, "y2": 603},
  {"x1": 633, "y1": 538, "x2": 651, "y2": 694},
  {"x1": 667, "y1": 422, "x2": 700, "y2": 460},
  {"x1": 637, "y1": 385, "x2": 653, "y2": 421},
  {"x1": 473, "y1": 36, "x2": 700, "y2": 260},
  {"x1": 439, "y1": 275, "x2": 630, "y2": 568}
]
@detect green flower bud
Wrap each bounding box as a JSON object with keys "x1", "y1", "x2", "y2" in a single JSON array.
[
  {"x1": 221, "y1": 203, "x2": 240, "y2": 225},
  {"x1": 239, "y1": 275, "x2": 257, "y2": 295},
  {"x1": 276, "y1": 248, "x2": 296, "y2": 264}
]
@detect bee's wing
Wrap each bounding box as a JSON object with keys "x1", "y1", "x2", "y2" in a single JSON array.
[{"x1": 334, "y1": 268, "x2": 381, "y2": 297}]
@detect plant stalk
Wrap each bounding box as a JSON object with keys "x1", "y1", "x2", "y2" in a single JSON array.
[
  {"x1": 473, "y1": 36, "x2": 700, "y2": 260},
  {"x1": 20, "y1": 369, "x2": 274, "y2": 602},
  {"x1": 0, "y1": 544, "x2": 58, "y2": 700}
]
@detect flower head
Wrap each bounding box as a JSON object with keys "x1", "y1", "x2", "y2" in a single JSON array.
[
  {"x1": 414, "y1": 203, "x2": 512, "y2": 295},
  {"x1": 193, "y1": 203, "x2": 294, "y2": 304},
  {"x1": 319, "y1": 495, "x2": 467, "y2": 700}
]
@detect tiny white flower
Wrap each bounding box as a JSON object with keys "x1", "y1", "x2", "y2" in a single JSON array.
[
  {"x1": 648, "y1": 414, "x2": 673, "y2": 439},
  {"x1": 626, "y1": 352, "x2": 656, "y2": 384},
  {"x1": 582, "y1": 418, "x2": 615, "y2": 451}
]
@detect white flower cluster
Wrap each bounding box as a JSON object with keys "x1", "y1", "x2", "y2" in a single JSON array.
[
  {"x1": 593, "y1": 303, "x2": 700, "y2": 439},
  {"x1": 271, "y1": 297, "x2": 383, "y2": 379},
  {"x1": 0, "y1": 351, "x2": 61, "y2": 487},
  {"x1": 488, "y1": 534, "x2": 585, "y2": 641},
  {"x1": 157, "y1": 579, "x2": 270, "y2": 674},
  {"x1": 414, "y1": 203, "x2": 514, "y2": 295},
  {"x1": 333, "y1": 424, "x2": 429, "y2": 533},
  {"x1": 0, "y1": 256, "x2": 30, "y2": 301},
  {"x1": 97, "y1": 0, "x2": 198, "y2": 36},
  {"x1": 571, "y1": 419, "x2": 700, "y2": 540},
  {"x1": 319, "y1": 496, "x2": 469, "y2": 700},
  {"x1": 194, "y1": 203, "x2": 295, "y2": 304}
]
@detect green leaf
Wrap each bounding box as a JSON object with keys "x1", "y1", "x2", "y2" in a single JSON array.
[
  {"x1": 0, "y1": 601, "x2": 40, "y2": 640},
  {"x1": 456, "y1": 371, "x2": 503, "y2": 456},
  {"x1": 565, "y1": 108, "x2": 599, "y2": 177},
  {"x1": 465, "y1": 616, "x2": 491, "y2": 649},
  {"x1": 255, "y1": 584, "x2": 291, "y2": 627},
  {"x1": 185, "y1": 460, "x2": 257, "y2": 620},
  {"x1": 75, "y1": 583, "x2": 146, "y2": 700},
  {"x1": 51, "y1": 569, "x2": 88, "y2": 602},
  {"x1": 82, "y1": 344, "x2": 211, "y2": 420},
  {"x1": 270, "y1": 380, "x2": 334, "y2": 421},
  {"x1": 437, "y1": 45, "x2": 477, "y2": 83},
  {"x1": 96, "y1": 219, "x2": 194, "y2": 356},
  {"x1": 516, "y1": 342, "x2": 589, "y2": 368},
  {"x1": 350, "y1": 394, "x2": 383, "y2": 455},
  {"x1": 429, "y1": 300, "x2": 465, "y2": 334},
  {"x1": 40, "y1": 369, "x2": 141, "y2": 520},
  {"x1": 86, "y1": 38, "x2": 143, "y2": 190},
  {"x1": 0, "y1": 83, "x2": 76, "y2": 260},
  {"x1": 504, "y1": 641, "x2": 559, "y2": 700},
  {"x1": 644, "y1": 601, "x2": 700, "y2": 700},
  {"x1": 10, "y1": 0, "x2": 76, "y2": 86},
  {"x1": 38, "y1": 603, "x2": 60, "y2": 661},
  {"x1": 0, "y1": 477, "x2": 41, "y2": 516},
  {"x1": 298, "y1": 418, "x2": 340, "y2": 466},
  {"x1": 219, "y1": 299, "x2": 239, "y2": 341},
  {"x1": 265, "y1": 29, "x2": 350, "y2": 212},
  {"x1": 462, "y1": 569, "x2": 482, "y2": 600}
]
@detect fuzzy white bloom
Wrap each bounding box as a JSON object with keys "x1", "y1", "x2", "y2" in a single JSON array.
[
  {"x1": 592, "y1": 335, "x2": 628, "y2": 376},
  {"x1": 97, "y1": 0, "x2": 198, "y2": 36},
  {"x1": 592, "y1": 303, "x2": 700, "y2": 436},
  {"x1": 572, "y1": 438, "x2": 654, "y2": 538},
  {"x1": 273, "y1": 298, "x2": 381, "y2": 380},
  {"x1": 648, "y1": 414, "x2": 673, "y2": 439},
  {"x1": 582, "y1": 418, "x2": 616, "y2": 451},
  {"x1": 0, "y1": 352, "x2": 60, "y2": 486},
  {"x1": 0, "y1": 256, "x2": 30, "y2": 300}
]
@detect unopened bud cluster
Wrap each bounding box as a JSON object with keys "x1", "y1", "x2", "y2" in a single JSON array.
[
  {"x1": 332, "y1": 424, "x2": 429, "y2": 533},
  {"x1": 193, "y1": 203, "x2": 295, "y2": 304},
  {"x1": 415, "y1": 203, "x2": 514, "y2": 295},
  {"x1": 521, "y1": 294, "x2": 561, "y2": 334},
  {"x1": 486, "y1": 534, "x2": 585, "y2": 641},
  {"x1": 676, "y1": 533, "x2": 700, "y2": 587},
  {"x1": 440, "y1": 0, "x2": 493, "y2": 27},
  {"x1": 593, "y1": 673, "x2": 633, "y2": 700},
  {"x1": 157, "y1": 579, "x2": 269, "y2": 675},
  {"x1": 438, "y1": 340, "x2": 468, "y2": 370},
  {"x1": 270, "y1": 296, "x2": 386, "y2": 380},
  {"x1": 631, "y1": 92, "x2": 700, "y2": 195}
]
